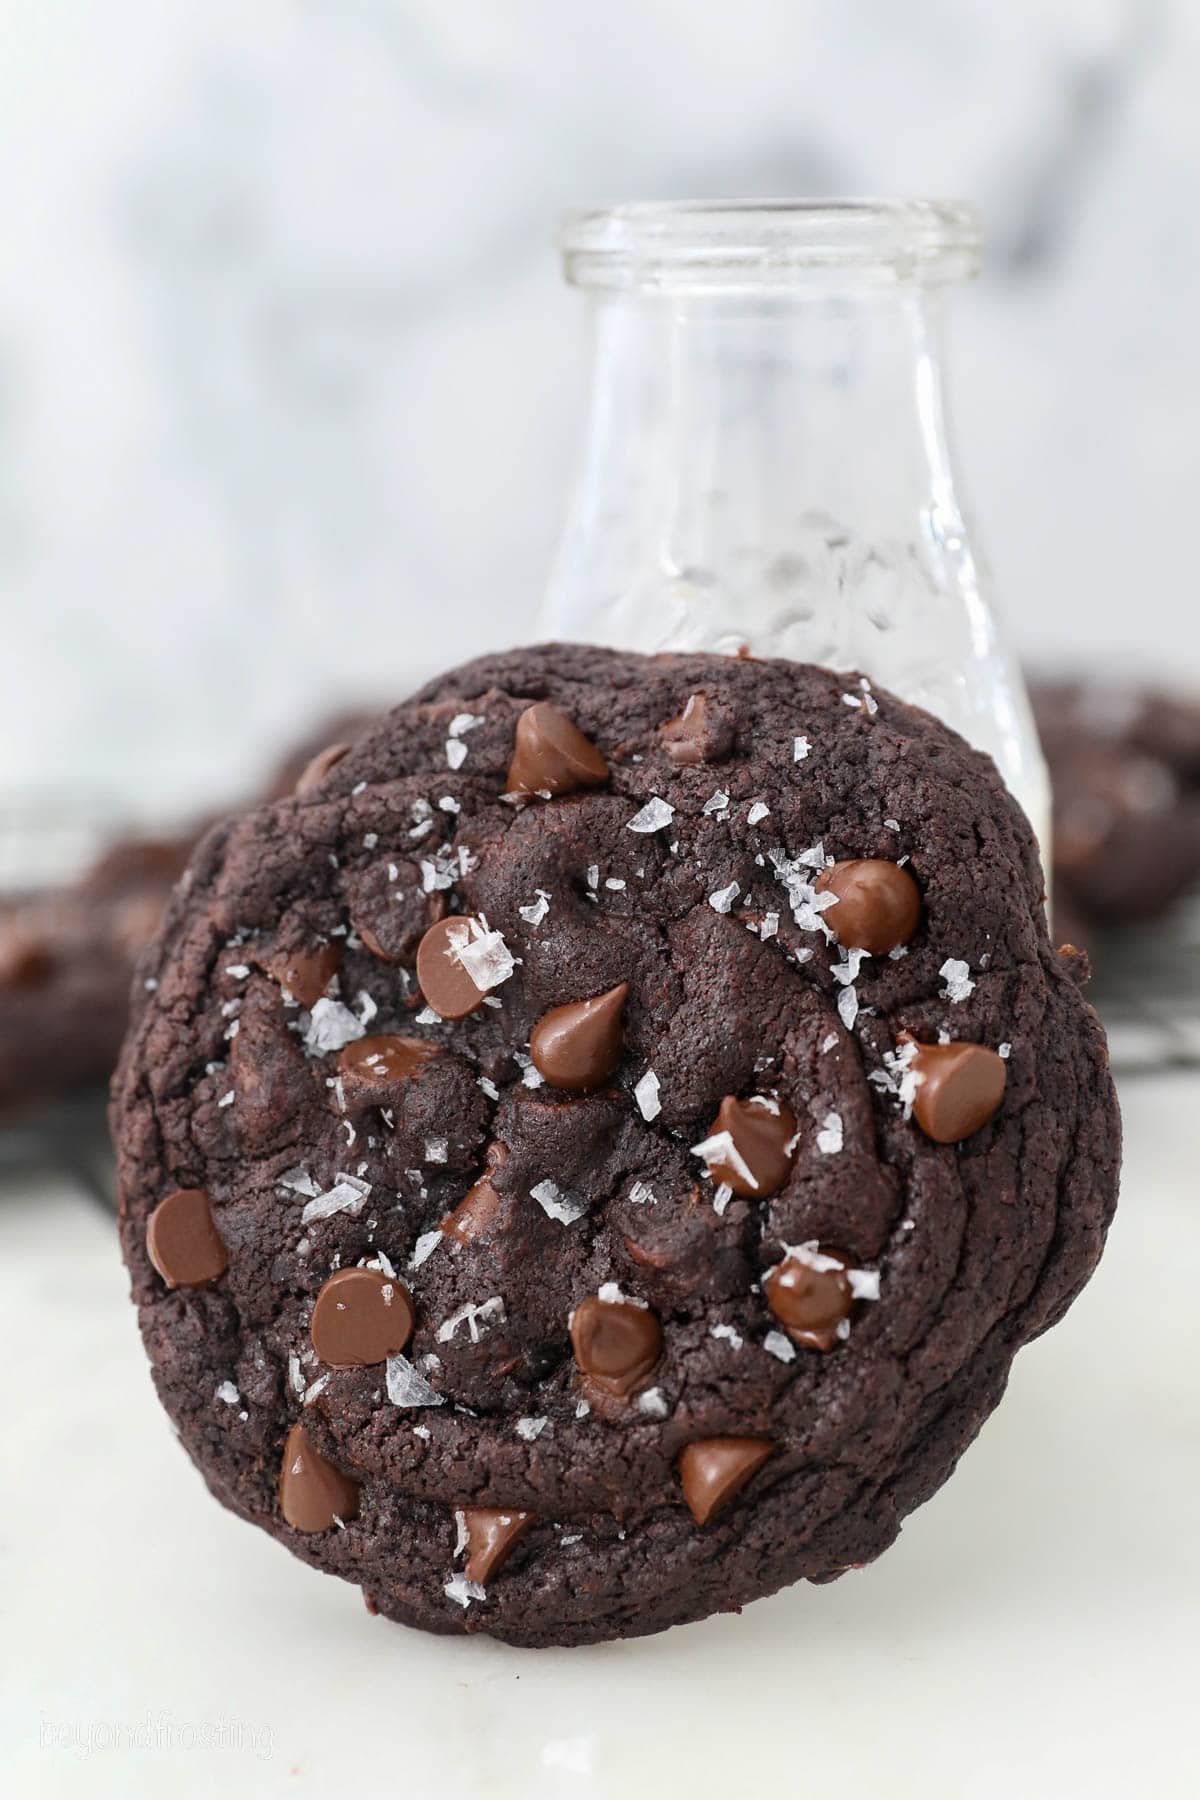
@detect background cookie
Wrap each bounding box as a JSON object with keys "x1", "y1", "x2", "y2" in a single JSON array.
[{"x1": 113, "y1": 646, "x2": 1120, "y2": 1647}]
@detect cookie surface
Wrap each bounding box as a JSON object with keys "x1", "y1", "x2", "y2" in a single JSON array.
[{"x1": 113, "y1": 646, "x2": 1120, "y2": 1647}]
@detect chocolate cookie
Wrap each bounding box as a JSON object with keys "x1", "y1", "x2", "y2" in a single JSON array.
[
  {"x1": 1032, "y1": 676, "x2": 1200, "y2": 933},
  {"x1": 113, "y1": 646, "x2": 1120, "y2": 1648}
]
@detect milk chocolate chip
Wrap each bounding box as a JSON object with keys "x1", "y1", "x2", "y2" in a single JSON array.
[
  {"x1": 764, "y1": 1246, "x2": 854, "y2": 1351},
  {"x1": 310, "y1": 1267, "x2": 415, "y2": 1368},
  {"x1": 679, "y1": 1438, "x2": 773, "y2": 1526},
  {"x1": 529, "y1": 983, "x2": 628, "y2": 1091},
  {"x1": 265, "y1": 943, "x2": 341, "y2": 1008},
  {"x1": 146, "y1": 1188, "x2": 228, "y2": 1288},
  {"x1": 814, "y1": 858, "x2": 922, "y2": 954},
  {"x1": 441, "y1": 1146, "x2": 508, "y2": 1246},
  {"x1": 279, "y1": 1422, "x2": 360, "y2": 1532},
  {"x1": 570, "y1": 1293, "x2": 662, "y2": 1396},
  {"x1": 701, "y1": 1095, "x2": 798, "y2": 1197},
  {"x1": 338, "y1": 1034, "x2": 440, "y2": 1102},
  {"x1": 505, "y1": 703, "x2": 608, "y2": 798},
  {"x1": 461, "y1": 1507, "x2": 534, "y2": 1583},
  {"x1": 415, "y1": 916, "x2": 487, "y2": 1021},
  {"x1": 294, "y1": 741, "x2": 352, "y2": 796},
  {"x1": 907, "y1": 1038, "x2": 1007, "y2": 1143}
]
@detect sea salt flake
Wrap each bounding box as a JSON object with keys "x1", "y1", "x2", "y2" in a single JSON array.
[
  {"x1": 304, "y1": 998, "x2": 365, "y2": 1054},
  {"x1": 710, "y1": 1323, "x2": 744, "y2": 1350},
  {"x1": 530, "y1": 1179, "x2": 586, "y2": 1225},
  {"x1": 848, "y1": 1267, "x2": 881, "y2": 1302},
  {"x1": 363, "y1": 832, "x2": 378, "y2": 850},
  {"x1": 759, "y1": 911, "x2": 779, "y2": 941},
  {"x1": 448, "y1": 712, "x2": 485, "y2": 738},
  {"x1": 692, "y1": 1130, "x2": 756, "y2": 1191},
  {"x1": 425, "y1": 1137, "x2": 448, "y2": 1164},
  {"x1": 628, "y1": 1180, "x2": 655, "y2": 1206},
  {"x1": 438, "y1": 796, "x2": 460, "y2": 814},
  {"x1": 634, "y1": 1069, "x2": 661, "y2": 1121},
  {"x1": 413, "y1": 1424, "x2": 432, "y2": 1440},
  {"x1": 998, "y1": 1042, "x2": 1012, "y2": 1060},
  {"x1": 793, "y1": 736, "x2": 810, "y2": 762},
  {"x1": 443, "y1": 1573, "x2": 486, "y2": 1608},
  {"x1": 278, "y1": 1165, "x2": 322, "y2": 1199},
  {"x1": 837, "y1": 985, "x2": 859, "y2": 1031},
  {"x1": 763, "y1": 1330, "x2": 796, "y2": 1363},
  {"x1": 409, "y1": 1229, "x2": 443, "y2": 1270},
  {"x1": 574, "y1": 1401, "x2": 590, "y2": 1419},
  {"x1": 303, "y1": 1374, "x2": 331, "y2": 1406},
  {"x1": 605, "y1": 877, "x2": 626, "y2": 890},
  {"x1": 521, "y1": 1062, "x2": 544, "y2": 1089},
  {"x1": 477, "y1": 1075, "x2": 500, "y2": 1100},
  {"x1": 226, "y1": 963, "x2": 250, "y2": 979},
  {"x1": 519, "y1": 889, "x2": 551, "y2": 926},
  {"x1": 516, "y1": 1416, "x2": 548, "y2": 1441},
  {"x1": 636, "y1": 1388, "x2": 669, "y2": 1418},
  {"x1": 712, "y1": 1182, "x2": 734, "y2": 1217},
  {"x1": 386, "y1": 1355, "x2": 444, "y2": 1409},
  {"x1": 832, "y1": 946, "x2": 869, "y2": 986},
  {"x1": 218, "y1": 1090, "x2": 235, "y2": 1109},
  {"x1": 702, "y1": 789, "x2": 730, "y2": 815},
  {"x1": 816, "y1": 1111, "x2": 844, "y2": 1154},
  {"x1": 445, "y1": 916, "x2": 515, "y2": 993},
  {"x1": 627, "y1": 797, "x2": 675, "y2": 834},
  {"x1": 708, "y1": 880, "x2": 740, "y2": 914},
  {"x1": 747, "y1": 800, "x2": 770, "y2": 825},
  {"x1": 300, "y1": 1173, "x2": 371, "y2": 1225},
  {"x1": 445, "y1": 739, "x2": 468, "y2": 770},
  {"x1": 883, "y1": 817, "x2": 900, "y2": 832},
  {"x1": 437, "y1": 1296, "x2": 506, "y2": 1344},
  {"x1": 215, "y1": 1381, "x2": 240, "y2": 1406},
  {"x1": 940, "y1": 958, "x2": 975, "y2": 1003},
  {"x1": 453, "y1": 1510, "x2": 469, "y2": 1557}
]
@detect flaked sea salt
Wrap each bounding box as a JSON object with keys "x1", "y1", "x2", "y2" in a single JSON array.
[
  {"x1": 519, "y1": 889, "x2": 551, "y2": 926},
  {"x1": 215, "y1": 1381, "x2": 240, "y2": 1406},
  {"x1": 708, "y1": 880, "x2": 740, "y2": 914},
  {"x1": 702, "y1": 789, "x2": 730, "y2": 815},
  {"x1": 793, "y1": 736, "x2": 810, "y2": 762},
  {"x1": 300, "y1": 1172, "x2": 371, "y2": 1225},
  {"x1": 712, "y1": 1182, "x2": 734, "y2": 1217},
  {"x1": 692, "y1": 1129, "x2": 756, "y2": 1191},
  {"x1": 445, "y1": 739, "x2": 468, "y2": 770},
  {"x1": 444, "y1": 1573, "x2": 486, "y2": 1608},
  {"x1": 837, "y1": 985, "x2": 859, "y2": 1032},
  {"x1": 626, "y1": 797, "x2": 675, "y2": 834},
  {"x1": 437, "y1": 1296, "x2": 506, "y2": 1344},
  {"x1": 763, "y1": 1330, "x2": 796, "y2": 1363},
  {"x1": 530, "y1": 1179, "x2": 586, "y2": 1225},
  {"x1": 516, "y1": 1416, "x2": 548, "y2": 1441},
  {"x1": 636, "y1": 1388, "x2": 669, "y2": 1418},
  {"x1": 747, "y1": 800, "x2": 770, "y2": 825},
  {"x1": 940, "y1": 958, "x2": 975, "y2": 1004},
  {"x1": 304, "y1": 997, "x2": 365, "y2": 1054},
  {"x1": 408, "y1": 1229, "x2": 443, "y2": 1270},
  {"x1": 816, "y1": 1111, "x2": 844, "y2": 1154},
  {"x1": 628, "y1": 1180, "x2": 655, "y2": 1205},
  {"x1": 445, "y1": 916, "x2": 516, "y2": 993},
  {"x1": 710, "y1": 1322, "x2": 744, "y2": 1350},
  {"x1": 634, "y1": 1069, "x2": 661, "y2": 1121}
]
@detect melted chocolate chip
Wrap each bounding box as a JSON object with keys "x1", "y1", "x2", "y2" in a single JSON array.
[
  {"x1": 570, "y1": 1293, "x2": 662, "y2": 1396},
  {"x1": 310, "y1": 1267, "x2": 415, "y2": 1368},
  {"x1": 661, "y1": 693, "x2": 711, "y2": 765},
  {"x1": 415, "y1": 916, "x2": 487, "y2": 1021},
  {"x1": 814, "y1": 859, "x2": 922, "y2": 954},
  {"x1": 278, "y1": 1422, "x2": 360, "y2": 1532},
  {"x1": 678, "y1": 1437, "x2": 773, "y2": 1526},
  {"x1": 907, "y1": 1038, "x2": 1007, "y2": 1143},
  {"x1": 505, "y1": 703, "x2": 608, "y2": 798},
  {"x1": 338, "y1": 1034, "x2": 440, "y2": 1102},
  {"x1": 529, "y1": 983, "x2": 628, "y2": 1091},
  {"x1": 461, "y1": 1507, "x2": 534, "y2": 1583},
  {"x1": 703, "y1": 1095, "x2": 798, "y2": 1197},
  {"x1": 265, "y1": 943, "x2": 341, "y2": 1008},
  {"x1": 764, "y1": 1246, "x2": 854, "y2": 1351},
  {"x1": 442, "y1": 1144, "x2": 508, "y2": 1245},
  {"x1": 294, "y1": 741, "x2": 352, "y2": 796},
  {"x1": 0, "y1": 924, "x2": 53, "y2": 989},
  {"x1": 145, "y1": 1188, "x2": 228, "y2": 1289}
]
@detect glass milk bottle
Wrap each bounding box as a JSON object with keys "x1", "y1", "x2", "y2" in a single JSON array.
[{"x1": 539, "y1": 200, "x2": 1050, "y2": 859}]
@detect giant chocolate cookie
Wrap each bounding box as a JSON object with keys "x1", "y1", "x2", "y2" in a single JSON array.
[{"x1": 113, "y1": 646, "x2": 1120, "y2": 1647}]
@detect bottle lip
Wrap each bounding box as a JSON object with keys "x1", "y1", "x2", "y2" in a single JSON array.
[{"x1": 560, "y1": 198, "x2": 981, "y2": 291}]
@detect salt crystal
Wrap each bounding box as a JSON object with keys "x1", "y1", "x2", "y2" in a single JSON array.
[
  {"x1": 445, "y1": 739, "x2": 468, "y2": 770},
  {"x1": 300, "y1": 1173, "x2": 371, "y2": 1224},
  {"x1": 605, "y1": 877, "x2": 626, "y2": 891},
  {"x1": 446, "y1": 916, "x2": 516, "y2": 993},
  {"x1": 518, "y1": 890, "x2": 551, "y2": 926},
  {"x1": 425, "y1": 1137, "x2": 448, "y2": 1164},
  {"x1": 443, "y1": 1573, "x2": 486, "y2": 1608},
  {"x1": 634, "y1": 1069, "x2": 661, "y2": 1120},
  {"x1": 708, "y1": 881, "x2": 740, "y2": 914},
  {"x1": 363, "y1": 832, "x2": 378, "y2": 850},
  {"x1": 215, "y1": 1381, "x2": 240, "y2": 1406},
  {"x1": 438, "y1": 797, "x2": 461, "y2": 814},
  {"x1": 837, "y1": 986, "x2": 859, "y2": 1031},
  {"x1": 816, "y1": 1111, "x2": 844, "y2": 1154},
  {"x1": 226, "y1": 964, "x2": 250, "y2": 979},
  {"x1": 437, "y1": 1296, "x2": 506, "y2": 1344},
  {"x1": 408, "y1": 1229, "x2": 443, "y2": 1270},
  {"x1": 626, "y1": 797, "x2": 675, "y2": 834},
  {"x1": 635, "y1": 1388, "x2": 669, "y2": 1418},
  {"x1": 832, "y1": 946, "x2": 869, "y2": 986},
  {"x1": 702, "y1": 790, "x2": 730, "y2": 815},
  {"x1": 939, "y1": 958, "x2": 975, "y2": 1004},
  {"x1": 848, "y1": 1267, "x2": 881, "y2": 1301},
  {"x1": 218, "y1": 1090, "x2": 235, "y2": 1109},
  {"x1": 530, "y1": 1179, "x2": 586, "y2": 1225},
  {"x1": 820, "y1": 1033, "x2": 838, "y2": 1054},
  {"x1": 710, "y1": 1323, "x2": 744, "y2": 1350},
  {"x1": 692, "y1": 1130, "x2": 756, "y2": 1191},
  {"x1": 759, "y1": 911, "x2": 779, "y2": 941},
  {"x1": 998, "y1": 1042, "x2": 1011, "y2": 1060},
  {"x1": 304, "y1": 998, "x2": 365, "y2": 1054},
  {"x1": 712, "y1": 1183, "x2": 734, "y2": 1217},
  {"x1": 516, "y1": 1416, "x2": 548, "y2": 1441},
  {"x1": 477, "y1": 1076, "x2": 500, "y2": 1100},
  {"x1": 763, "y1": 1330, "x2": 796, "y2": 1363},
  {"x1": 747, "y1": 800, "x2": 770, "y2": 825},
  {"x1": 628, "y1": 1180, "x2": 655, "y2": 1206},
  {"x1": 793, "y1": 736, "x2": 810, "y2": 762},
  {"x1": 448, "y1": 712, "x2": 485, "y2": 738}
]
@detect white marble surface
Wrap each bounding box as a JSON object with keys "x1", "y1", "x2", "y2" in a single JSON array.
[
  {"x1": 2, "y1": 1071, "x2": 1196, "y2": 1798},
  {"x1": 1, "y1": 0, "x2": 1198, "y2": 828}
]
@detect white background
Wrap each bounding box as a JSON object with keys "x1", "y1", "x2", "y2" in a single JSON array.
[{"x1": 2, "y1": 0, "x2": 1198, "y2": 822}]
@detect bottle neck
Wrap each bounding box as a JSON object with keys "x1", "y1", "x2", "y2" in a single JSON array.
[{"x1": 542, "y1": 279, "x2": 964, "y2": 659}]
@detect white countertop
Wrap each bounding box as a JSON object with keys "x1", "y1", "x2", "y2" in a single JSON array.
[{"x1": 2, "y1": 1072, "x2": 1197, "y2": 1799}]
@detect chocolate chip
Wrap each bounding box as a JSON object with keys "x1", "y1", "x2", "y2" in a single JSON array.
[
  {"x1": 278, "y1": 1422, "x2": 360, "y2": 1532},
  {"x1": 0, "y1": 924, "x2": 53, "y2": 989},
  {"x1": 310, "y1": 1267, "x2": 414, "y2": 1368},
  {"x1": 338, "y1": 1034, "x2": 440, "y2": 1102},
  {"x1": 294, "y1": 741, "x2": 352, "y2": 796},
  {"x1": 505, "y1": 702, "x2": 608, "y2": 798},
  {"x1": 415, "y1": 916, "x2": 488, "y2": 1021},
  {"x1": 678, "y1": 1437, "x2": 773, "y2": 1526},
  {"x1": 814, "y1": 858, "x2": 922, "y2": 954},
  {"x1": 265, "y1": 943, "x2": 342, "y2": 1008},
  {"x1": 661, "y1": 692, "x2": 713, "y2": 765},
  {"x1": 764, "y1": 1246, "x2": 854, "y2": 1350},
  {"x1": 570, "y1": 1293, "x2": 662, "y2": 1396},
  {"x1": 703, "y1": 1095, "x2": 798, "y2": 1197},
  {"x1": 906, "y1": 1038, "x2": 1007, "y2": 1143},
  {"x1": 529, "y1": 983, "x2": 628, "y2": 1091},
  {"x1": 145, "y1": 1187, "x2": 228, "y2": 1288},
  {"x1": 442, "y1": 1145, "x2": 508, "y2": 1245},
  {"x1": 461, "y1": 1507, "x2": 534, "y2": 1583}
]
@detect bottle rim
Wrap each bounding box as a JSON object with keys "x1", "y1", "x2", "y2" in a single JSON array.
[{"x1": 560, "y1": 198, "x2": 981, "y2": 290}]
